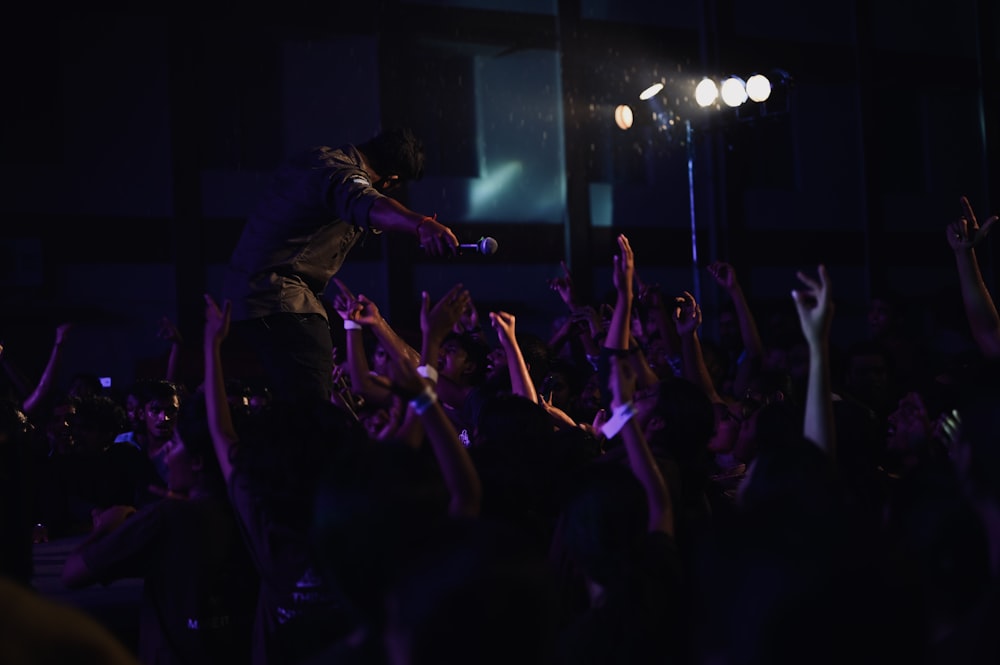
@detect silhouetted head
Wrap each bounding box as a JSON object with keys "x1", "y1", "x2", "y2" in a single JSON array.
[{"x1": 357, "y1": 127, "x2": 426, "y2": 183}]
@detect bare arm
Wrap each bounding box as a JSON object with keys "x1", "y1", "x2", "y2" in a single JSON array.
[
  {"x1": 410, "y1": 288, "x2": 483, "y2": 517},
  {"x1": 348, "y1": 289, "x2": 422, "y2": 371},
  {"x1": 23, "y1": 323, "x2": 73, "y2": 418},
  {"x1": 707, "y1": 261, "x2": 764, "y2": 397},
  {"x1": 419, "y1": 284, "x2": 474, "y2": 411},
  {"x1": 791, "y1": 265, "x2": 836, "y2": 455},
  {"x1": 368, "y1": 197, "x2": 459, "y2": 257},
  {"x1": 157, "y1": 317, "x2": 184, "y2": 385},
  {"x1": 605, "y1": 356, "x2": 673, "y2": 536},
  {"x1": 949, "y1": 196, "x2": 1000, "y2": 358},
  {"x1": 604, "y1": 234, "x2": 634, "y2": 353},
  {"x1": 674, "y1": 291, "x2": 725, "y2": 405},
  {"x1": 329, "y1": 278, "x2": 395, "y2": 406},
  {"x1": 489, "y1": 310, "x2": 537, "y2": 403},
  {"x1": 202, "y1": 294, "x2": 238, "y2": 483}
]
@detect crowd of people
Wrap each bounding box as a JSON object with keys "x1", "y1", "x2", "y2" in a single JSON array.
[{"x1": 1, "y1": 127, "x2": 999, "y2": 665}]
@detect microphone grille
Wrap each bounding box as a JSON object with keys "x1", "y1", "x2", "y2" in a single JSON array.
[{"x1": 480, "y1": 236, "x2": 499, "y2": 255}]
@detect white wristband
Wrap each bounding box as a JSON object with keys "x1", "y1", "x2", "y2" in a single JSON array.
[
  {"x1": 409, "y1": 385, "x2": 439, "y2": 414},
  {"x1": 416, "y1": 364, "x2": 439, "y2": 384},
  {"x1": 344, "y1": 319, "x2": 362, "y2": 331},
  {"x1": 601, "y1": 401, "x2": 636, "y2": 439}
]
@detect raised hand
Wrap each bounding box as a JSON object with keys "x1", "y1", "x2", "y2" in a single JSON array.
[
  {"x1": 612, "y1": 234, "x2": 635, "y2": 296},
  {"x1": 421, "y1": 283, "x2": 471, "y2": 343},
  {"x1": 157, "y1": 316, "x2": 183, "y2": 344},
  {"x1": 547, "y1": 259, "x2": 578, "y2": 309},
  {"x1": 672, "y1": 290, "x2": 702, "y2": 337},
  {"x1": 791, "y1": 264, "x2": 834, "y2": 347},
  {"x1": 489, "y1": 310, "x2": 517, "y2": 346},
  {"x1": 54, "y1": 323, "x2": 74, "y2": 346},
  {"x1": 707, "y1": 261, "x2": 739, "y2": 292},
  {"x1": 203, "y1": 294, "x2": 231, "y2": 346},
  {"x1": 330, "y1": 278, "x2": 362, "y2": 322},
  {"x1": 792, "y1": 265, "x2": 836, "y2": 453},
  {"x1": 538, "y1": 391, "x2": 579, "y2": 429},
  {"x1": 636, "y1": 277, "x2": 665, "y2": 311},
  {"x1": 455, "y1": 294, "x2": 481, "y2": 334},
  {"x1": 948, "y1": 195, "x2": 997, "y2": 250}
]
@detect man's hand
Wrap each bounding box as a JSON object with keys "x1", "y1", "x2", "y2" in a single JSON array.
[{"x1": 418, "y1": 217, "x2": 460, "y2": 257}]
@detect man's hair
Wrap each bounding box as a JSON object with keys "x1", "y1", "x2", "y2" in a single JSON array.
[
  {"x1": 443, "y1": 331, "x2": 491, "y2": 386},
  {"x1": 358, "y1": 127, "x2": 425, "y2": 181}
]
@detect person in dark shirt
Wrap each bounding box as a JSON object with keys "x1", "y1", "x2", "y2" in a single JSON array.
[{"x1": 222, "y1": 128, "x2": 459, "y2": 405}]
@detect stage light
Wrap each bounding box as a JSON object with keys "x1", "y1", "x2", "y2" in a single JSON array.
[
  {"x1": 614, "y1": 104, "x2": 634, "y2": 130},
  {"x1": 694, "y1": 78, "x2": 718, "y2": 107},
  {"x1": 639, "y1": 82, "x2": 664, "y2": 101},
  {"x1": 746, "y1": 73, "x2": 771, "y2": 102},
  {"x1": 720, "y1": 76, "x2": 748, "y2": 107}
]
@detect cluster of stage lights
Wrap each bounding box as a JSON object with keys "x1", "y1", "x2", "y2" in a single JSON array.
[
  {"x1": 614, "y1": 71, "x2": 788, "y2": 131},
  {"x1": 694, "y1": 73, "x2": 774, "y2": 108}
]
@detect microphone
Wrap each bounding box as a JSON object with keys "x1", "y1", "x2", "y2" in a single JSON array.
[{"x1": 458, "y1": 236, "x2": 499, "y2": 256}]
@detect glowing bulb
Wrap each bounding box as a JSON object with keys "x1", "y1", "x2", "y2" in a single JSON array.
[
  {"x1": 614, "y1": 104, "x2": 634, "y2": 130},
  {"x1": 746, "y1": 74, "x2": 771, "y2": 102},
  {"x1": 720, "y1": 76, "x2": 748, "y2": 107},
  {"x1": 694, "y1": 78, "x2": 718, "y2": 107},
  {"x1": 639, "y1": 82, "x2": 664, "y2": 101}
]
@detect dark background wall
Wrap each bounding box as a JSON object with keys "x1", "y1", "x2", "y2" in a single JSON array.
[{"x1": 1, "y1": 1, "x2": 997, "y2": 391}]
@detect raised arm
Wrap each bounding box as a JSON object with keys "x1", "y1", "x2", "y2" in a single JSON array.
[
  {"x1": 549, "y1": 260, "x2": 604, "y2": 360},
  {"x1": 348, "y1": 286, "x2": 422, "y2": 370},
  {"x1": 636, "y1": 279, "x2": 682, "y2": 377},
  {"x1": 157, "y1": 316, "x2": 184, "y2": 385},
  {"x1": 22, "y1": 323, "x2": 73, "y2": 419},
  {"x1": 791, "y1": 265, "x2": 836, "y2": 455},
  {"x1": 605, "y1": 234, "x2": 634, "y2": 352},
  {"x1": 202, "y1": 294, "x2": 238, "y2": 483},
  {"x1": 674, "y1": 291, "x2": 725, "y2": 405},
  {"x1": 387, "y1": 349, "x2": 482, "y2": 519},
  {"x1": 488, "y1": 310, "x2": 538, "y2": 403},
  {"x1": 948, "y1": 195, "x2": 1000, "y2": 358},
  {"x1": 419, "y1": 284, "x2": 473, "y2": 411},
  {"x1": 602, "y1": 355, "x2": 673, "y2": 536},
  {"x1": 329, "y1": 278, "x2": 394, "y2": 406},
  {"x1": 707, "y1": 260, "x2": 764, "y2": 396}
]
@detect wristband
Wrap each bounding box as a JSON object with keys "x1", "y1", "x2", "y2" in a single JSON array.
[
  {"x1": 343, "y1": 319, "x2": 362, "y2": 331},
  {"x1": 416, "y1": 364, "x2": 439, "y2": 384},
  {"x1": 409, "y1": 385, "x2": 439, "y2": 415},
  {"x1": 601, "y1": 401, "x2": 636, "y2": 439}
]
